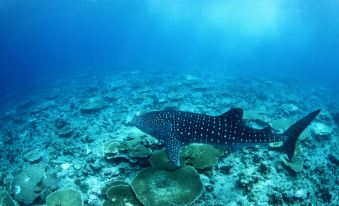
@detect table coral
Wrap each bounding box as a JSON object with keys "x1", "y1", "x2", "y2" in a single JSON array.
[{"x1": 131, "y1": 166, "x2": 203, "y2": 206}]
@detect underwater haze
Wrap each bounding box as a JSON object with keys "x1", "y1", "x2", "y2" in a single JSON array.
[
  {"x1": 1, "y1": 0, "x2": 339, "y2": 92},
  {"x1": 0, "y1": 1, "x2": 339, "y2": 206}
]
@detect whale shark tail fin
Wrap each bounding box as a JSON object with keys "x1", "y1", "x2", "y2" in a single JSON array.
[{"x1": 281, "y1": 109, "x2": 321, "y2": 161}]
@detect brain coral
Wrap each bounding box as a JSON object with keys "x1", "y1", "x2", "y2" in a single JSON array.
[{"x1": 131, "y1": 166, "x2": 203, "y2": 206}]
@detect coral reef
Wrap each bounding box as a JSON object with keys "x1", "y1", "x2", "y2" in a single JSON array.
[
  {"x1": 281, "y1": 143, "x2": 304, "y2": 173},
  {"x1": 181, "y1": 143, "x2": 224, "y2": 169},
  {"x1": 129, "y1": 144, "x2": 152, "y2": 158},
  {"x1": 311, "y1": 122, "x2": 333, "y2": 139},
  {"x1": 58, "y1": 125, "x2": 74, "y2": 137},
  {"x1": 101, "y1": 181, "x2": 141, "y2": 206},
  {"x1": 80, "y1": 96, "x2": 108, "y2": 113},
  {"x1": 131, "y1": 166, "x2": 203, "y2": 206},
  {"x1": 0, "y1": 192, "x2": 18, "y2": 206},
  {"x1": 149, "y1": 150, "x2": 182, "y2": 170},
  {"x1": 46, "y1": 188, "x2": 83, "y2": 206},
  {"x1": 103, "y1": 140, "x2": 119, "y2": 160},
  {"x1": 23, "y1": 149, "x2": 43, "y2": 163},
  {"x1": 0, "y1": 69, "x2": 337, "y2": 205},
  {"x1": 271, "y1": 118, "x2": 310, "y2": 140},
  {"x1": 12, "y1": 165, "x2": 45, "y2": 204}
]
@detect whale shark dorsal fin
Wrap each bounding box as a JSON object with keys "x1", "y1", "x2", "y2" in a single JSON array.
[{"x1": 219, "y1": 108, "x2": 243, "y2": 123}]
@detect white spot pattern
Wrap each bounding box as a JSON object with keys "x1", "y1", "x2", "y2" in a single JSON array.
[{"x1": 133, "y1": 109, "x2": 284, "y2": 166}]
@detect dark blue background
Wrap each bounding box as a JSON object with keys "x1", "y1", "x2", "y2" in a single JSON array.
[{"x1": 0, "y1": 0, "x2": 338, "y2": 94}]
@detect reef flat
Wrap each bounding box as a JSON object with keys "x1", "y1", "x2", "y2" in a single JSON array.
[{"x1": 0, "y1": 67, "x2": 338, "y2": 206}]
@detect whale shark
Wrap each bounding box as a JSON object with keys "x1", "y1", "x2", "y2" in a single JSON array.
[{"x1": 132, "y1": 108, "x2": 320, "y2": 167}]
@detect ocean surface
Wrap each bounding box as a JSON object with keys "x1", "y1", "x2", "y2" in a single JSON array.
[{"x1": 0, "y1": 1, "x2": 338, "y2": 205}]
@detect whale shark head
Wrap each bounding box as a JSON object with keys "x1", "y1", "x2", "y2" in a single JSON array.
[{"x1": 132, "y1": 112, "x2": 169, "y2": 139}]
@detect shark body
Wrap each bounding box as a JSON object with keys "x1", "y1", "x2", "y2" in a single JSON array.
[{"x1": 132, "y1": 108, "x2": 320, "y2": 167}]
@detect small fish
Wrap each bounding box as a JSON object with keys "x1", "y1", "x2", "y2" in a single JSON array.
[{"x1": 132, "y1": 108, "x2": 320, "y2": 167}]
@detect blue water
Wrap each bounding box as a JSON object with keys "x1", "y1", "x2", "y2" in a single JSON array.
[
  {"x1": 1, "y1": 1, "x2": 339, "y2": 205},
  {"x1": 0, "y1": 0, "x2": 338, "y2": 93}
]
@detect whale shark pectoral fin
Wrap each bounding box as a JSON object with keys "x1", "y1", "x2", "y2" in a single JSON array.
[
  {"x1": 164, "y1": 134, "x2": 182, "y2": 167},
  {"x1": 219, "y1": 108, "x2": 243, "y2": 123}
]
